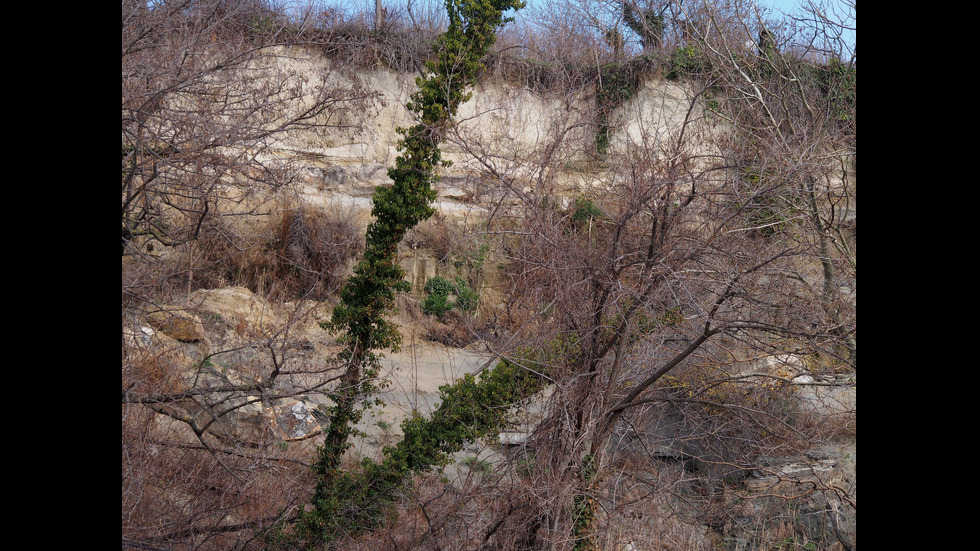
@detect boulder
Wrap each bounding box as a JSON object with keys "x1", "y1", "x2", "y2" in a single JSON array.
[
  {"x1": 147, "y1": 308, "x2": 206, "y2": 342},
  {"x1": 189, "y1": 286, "x2": 283, "y2": 337},
  {"x1": 266, "y1": 400, "x2": 322, "y2": 441},
  {"x1": 498, "y1": 432, "x2": 529, "y2": 446}
]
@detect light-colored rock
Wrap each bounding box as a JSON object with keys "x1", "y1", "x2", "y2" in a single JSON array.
[
  {"x1": 147, "y1": 308, "x2": 206, "y2": 342},
  {"x1": 266, "y1": 400, "x2": 322, "y2": 441},
  {"x1": 498, "y1": 432, "x2": 528, "y2": 446},
  {"x1": 189, "y1": 286, "x2": 283, "y2": 337},
  {"x1": 122, "y1": 321, "x2": 203, "y2": 389}
]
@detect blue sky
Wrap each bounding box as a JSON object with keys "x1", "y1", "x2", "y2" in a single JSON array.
[
  {"x1": 760, "y1": 0, "x2": 855, "y2": 53},
  {"x1": 761, "y1": 0, "x2": 810, "y2": 13},
  {"x1": 512, "y1": 0, "x2": 856, "y2": 54},
  {"x1": 313, "y1": 0, "x2": 855, "y2": 53}
]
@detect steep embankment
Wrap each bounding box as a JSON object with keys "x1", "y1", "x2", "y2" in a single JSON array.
[
  {"x1": 124, "y1": 45, "x2": 855, "y2": 550},
  {"x1": 256, "y1": 47, "x2": 732, "y2": 217}
]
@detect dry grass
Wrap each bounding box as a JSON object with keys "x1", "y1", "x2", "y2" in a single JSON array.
[{"x1": 152, "y1": 203, "x2": 364, "y2": 303}]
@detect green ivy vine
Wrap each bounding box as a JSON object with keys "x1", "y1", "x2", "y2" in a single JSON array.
[
  {"x1": 594, "y1": 63, "x2": 640, "y2": 156},
  {"x1": 289, "y1": 0, "x2": 528, "y2": 545}
]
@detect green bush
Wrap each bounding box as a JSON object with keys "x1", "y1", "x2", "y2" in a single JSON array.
[
  {"x1": 664, "y1": 44, "x2": 707, "y2": 80},
  {"x1": 422, "y1": 276, "x2": 479, "y2": 316},
  {"x1": 454, "y1": 281, "x2": 479, "y2": 312},
  {"x1": 423, "y1": 291, "x2": 453, "y2": 317},
  {"x1": 571, "y1": 196, "x2": 603, "y2": 226},
  {"x1": 424, "y1": 276, "x2": 457, "y2": 297}
]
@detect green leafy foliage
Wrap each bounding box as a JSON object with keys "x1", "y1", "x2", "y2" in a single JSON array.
[
  {"x1": 424, "y1": 275, "x2": 458, "y2": 296},
  {"x1": 570, "y1": 196, "x2": 603, "y2": 227},
  {"x1": 423, "y1": 276, "x2": 479, "y2": 316},
  {"x1": 664, "y1": 44, "x2": 707, "y2": 80},
  {"x1": 594, "y1": 63, "x2": 640, "y2": 155},
  {"x1": 422, "y1": 290, "x2": 453, "y2": 317},
  {"x1": 293, "y1": 358, "x2": 544, "y2": 544},
  {"x1": 622, "y1": 1, "x2": 666, "y2": 50},
  {"x1": 454, "y1": 280, "x2": 480, "y2": 311},
  {"x1": 292, "y1": 0, "x2": 528, "y2": 544},
  {"x1": 815, "y1": 58, "x2": 856, "y2": 122}
]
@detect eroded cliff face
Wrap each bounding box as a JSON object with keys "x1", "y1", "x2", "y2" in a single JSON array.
[
  {"x1": 215, "y1": 47, "x2": 855, "y2": 314},
  {"x1": 125, "y1": 46, "x2": 855, "y2": 550},
  {"x1": 249, "y1": 47, "x2": 729, "y2": 221}
]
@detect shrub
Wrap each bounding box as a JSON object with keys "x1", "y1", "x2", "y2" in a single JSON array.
[
  {"x1": 664, "y1": 44, "x2": 707, "y2": 80},
  {"x1": 454, "y1": 281, "x2": 479, "y2": 312},
  {"x1": 169, "y1": 204, "x2": 363, "y2": 302},
  {"x1": 570, "y1": 196, "x2": 603, "y2": 227},
  {"x1": 422, "y1": 276, "x2": 479, "y2": 316},
  {"x1": 423, "y1": 290, "x2": 453, "y2": 317},
  {"x1": 424, "y1": 276, "x2": 457, "y2": 297},
  {"x1": 271, "y1": 206, "x2": 365, "y2": 300}
]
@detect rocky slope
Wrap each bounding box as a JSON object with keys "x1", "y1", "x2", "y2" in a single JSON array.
[{"x1": 124, "y1": 49, "x2": 855, "y2": 549}]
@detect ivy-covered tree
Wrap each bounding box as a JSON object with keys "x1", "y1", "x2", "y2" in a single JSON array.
[
  {"x1": 291, "y1": 0, "x2": 529, "y2": 545},
  {"x1": 622, "y1": 1, "x2": 674, "y2": 51}
]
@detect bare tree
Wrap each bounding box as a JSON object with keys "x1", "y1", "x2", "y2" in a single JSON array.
[
  {"x1": 122, "y1": 2, "x2": 383, "y2": 548},
  {"x1": 411, "y1": 2, "x2": 856, "y2": 549},
  {"x1": 688, "y1": 0, "x2": 856, "y2": 363},
  {"x1": 122, "y1": 0, "x2": 377, "y2": 263}
]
